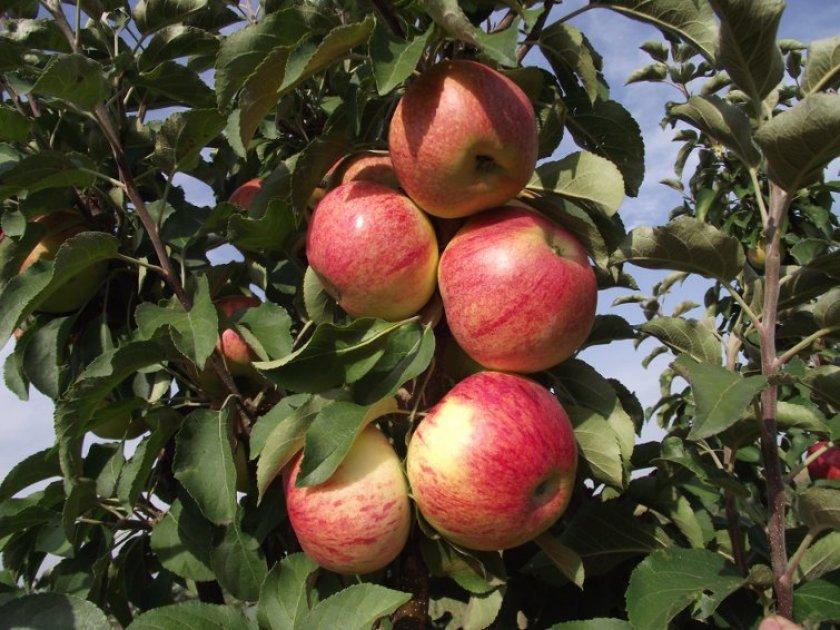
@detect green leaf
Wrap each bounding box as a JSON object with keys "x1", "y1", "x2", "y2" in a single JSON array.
[
  {"x1": 173, "y1": 407, "x2": 238, "y2": 525},
  {"x1": 0, "y1": 151, "x2": 97, "y2": 200},
  {"x1": 670, "y1": 96, "x2": 760, "y2": 167},
  {"x1": 153, "y1": 108, "x2": 226, "y2": 172},
  {"x1": 565, "y1": 97, "x2": 645, "y2": 196},
  {"x1": 250, "y1": 394, "x2": 311, "y2": 460},
  {"x1": 796, "y1": 531, "x2": 840, "y2": 583},
  {"x1": 139, "y1": 25, "x2": 219, "y2": 72},
  {"x1": 597, "y1": 0, "x2": 718, "y2": 62},
  {"x1": 237, "y1": 46, "x2": 298, "y2": 149},
  {"x1": 0, "y1": 106, "x2": 30, "y2": 142},
  {"x1": 150, "y1": 498, "x2": 215, "y2": 582},
  {"x1": 799, "y1": 487, "x2": 840, "y2": 534},
  {"x1": 0, "y1": 232, "x2": 118, "y2": 344},
  {"x1": 627, "y1": 62, "x2": 668, "y2": 84},
  {"x1": 754, "y1": 93, "x2": 840, "y2": 192},
  {"x1": 300, "y1": 583, "x2": 411, "y2": 630},
  {"x1": 539, "y1": 23, "x2": 600, "y2": 103},
  {"x1": 804, "y1": 365, "x2": 840, "y2": 407},
  {"x1": 32, "y1": 54, "x2": 108, "y2": 111},
  {"x1": 461, "y1": 589, "x2": 504, "y2": 630},
  {"x1": 673, "y1": 355, "x2": 768, "y2": 440},
  {"x1": 612, "y1": 216, "x2": 745, "y2": 281},
  {"x1": 296, "y1": 397, "x2": 397, "y2": 487},
  {"x1": 0, "y1": 593, "x2": 108, "y2": 628},
  {"x1": 568, "y1": 405, "x2": 624, "y2": 488},
  {"x1": 117, "y1": 417, "x2": 180, "y2": 508},
  {"x1": 236, "y1": 302, "x2": 293, "y2": 361},
  {"x1": 803, "y1": 35, "x2": 840, "y2": 93},
  {"x1": 257, "y1": 553, "x2": 319, "y2": 630},
  {"x1": 136, "y1": 276, "x2": 218, "y2": 369},
  {"x1": 583, "y1": 314, "x2": 635, "y2": 348},
  {"x1": 137, "y1": 61, "x2": 216, "y2": 109},
  {"x1": 128, "y1": 602, "x2": 252, "y2": 629},
  {"x1": 527, "y1": 151, "x2": 625, "y2": 216},
  {"x1": 227, "y1": 199, "x2": 297, "y2": 255},
  {"x1": 709, "y1": 0, "x2": 784, "y2": 103},
  {"x1": 549, "y1": 620, "x2": 631, "y2": 630},
  {"x1": 535, "y1": 534, "x2": 585, "y2": 589},
  {"x1": 369, "y1": 22, "x2": 433, "y2": 96},
  {"x1": 210, "y1": 510, "x2": 267, "y2": 602},
  {"x1": 625, "y1": 548, "x2": 743, "y2": 629},
  {"x1": 793, "y1": 575, "x2": 840, "y2": 624},
  {"x1": 0, "y1": 447, "x2": 59, "y2": 501},
  {"x1": 638, "y1": 317, "x2": 720, "y2": 364},
  {"x1": 133, "y1": 0, "x2": 208, "y2": 33},
  {"x1": 423, "y1": 0, "x2": 518, "y2": 66},
  {"x1": 302, "y1": 265, "x2": 341, "y2": 324}
]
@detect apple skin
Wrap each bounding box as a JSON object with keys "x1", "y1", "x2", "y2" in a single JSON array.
[
  {"x1": 228, "y1": 178, "x2": 263, "y2": 212},
  {"x1": 389, "y1": 59, "x2": 538, "y2": 218},
  {"x1": 215, "y1": 295, "x2": 261, "y2": 373},
  {"x1": 407, "y1": 371, "x2": 577, "y2": 551},
  {"x1": 20, "y1": 212, "x2": 108, "y2": 314},
  {"x1": 283, "y1": 426, "x2": 411, "y2": 575},
  {"x1": 306, "y1": 181, "x2": 439, "y2": 321},
  {"x1": 338, "y1": 152, "x2": 399, "y2": 189},
  {"x1": 807, "y1": 441, "x2": 840, "y2": 480},
  {"x1": 438, "y1": 206, "x2": 596, "y2": 373}
]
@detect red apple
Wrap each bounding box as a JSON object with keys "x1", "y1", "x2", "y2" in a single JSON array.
[
  {"x1": 407, "y1": 371, "x2": 577, "y2": 551},
  {"x1": 283, "y1": 426, "x2": 411, "y2": 574},
  {"x1": 20, "y1": 212, "x2": 108, "y2": 314},
  {"x1": 215, "y1": 295, "x2": 261, "y2": 372},
  {"x1": 229, "y1": 178, "x2": 263, "y2": 212},
  {"x1": 438, "y1": 206, "x2": 596, "y2": 373},
  {"x1": 306, "y1": 181, "x2": 438, "y2": 321},
  {"x1": 337, "y1": 152, "x2": 399, "y2": 189},
  {"x1": 807, "y1": 441, "x2": 840, "y2": 480},
  {"x1": 389, "y1": 59, "x2": 538, "y2": 218}
]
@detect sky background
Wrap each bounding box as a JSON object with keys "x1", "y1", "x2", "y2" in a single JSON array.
[{"x1": 1, "y1": 0, "x2": 838, "y2": 480}]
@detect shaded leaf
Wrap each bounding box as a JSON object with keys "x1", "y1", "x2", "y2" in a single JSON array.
[
  {"x1": 149, "y1": 498, "x2": 215, "y2": 582},
  {"x1": 210, "y1": 510, "x2": 267, "y2": 602},
  {"x1": 32, "y1": 54, "x2": 108, "y2": 111},
  {"x1": 257, "y1": 552, "x2": 319, "y2": 630},
  {"x1": 638, "y1": 317, "x2": 720, "y2": 364},
  {"x1": 369, "y1": 22, "x2": 433, "y2": 96},
  {"x1": 670, "y1": 95, "x2": 760, "y2": 167},
  {"x1": 528, "y1": 151, "x2": 624, "y2": 216},
  {"x1": 128, "y1": 601, "x2": 251, "y2": 629},
  {"x1": 535, "y1": 534, "x2": 585, "y2": 589},
  {"x1": 799, "y1": 487, "x2": 840, "y2": 534},
  {"x1": 539, "y1": 23, "x2": 600, "y2": 102},
  {"x1": 134, "y1": 0, "x2": 208, "y2": 33},
  {"x1": 0, "y1": 593, "x2": 108, "y2": 628},
  {"x1": 793, "y1": 575, "x2": 840, "y2": 625},
  {"x1": 803, "y1": 35, "x2": 840, "y2": 93},
  {"x1": 300, "y1": 583, "x2": 411, "y2": 630}
]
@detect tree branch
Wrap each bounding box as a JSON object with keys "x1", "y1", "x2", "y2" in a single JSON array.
[
  {"x1": 775, "y1": 325, "x2": 839, "y2": 368},
  {"x1": 516, "y1": 0, "x2": 557, "y2": 63}
]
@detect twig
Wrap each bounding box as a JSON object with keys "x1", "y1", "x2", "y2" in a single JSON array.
[
  {"x1": 722, "y1": 282, "x2": 761, "y2": 329},
  {"x1": 775, "y1": 325, "x2": 839, "y2": 368},
  {"x1": 784, "y1": 530, "x2": 816, "y2": 584},
  {"x1": 749, "y1": 168, "x2": 770, "y2": 225},
  {"x1": 516, "y1": 0, "x2": 557, "y2": 63}
]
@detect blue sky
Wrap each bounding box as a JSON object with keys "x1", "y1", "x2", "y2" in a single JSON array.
[{"x1": 2, "y1": 1, "x2": 838, "y2": 478}]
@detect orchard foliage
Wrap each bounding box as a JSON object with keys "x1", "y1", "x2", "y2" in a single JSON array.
[{"x1": 0, "y1": 0, "x2": 835, "y2": 629}]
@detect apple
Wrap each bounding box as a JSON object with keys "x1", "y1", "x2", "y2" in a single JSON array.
[
  {"x1": 89, "y1": 400, "x2": 146, "y2": 440},
  {"x1": 389, "y1": 59, "x2": 538, "y2": 218},
  {"x1": 228, "y1": 178, "x2": 263, "y2": 212},
  {"x1": 283, "y1": 425, "x2": 411, "y2": 574},
  {"x1": 407, "y1": 371, "x2": 577, "y2": 551},
  {"x1": 337, "y1": 152, "x2": 399, "y2": 189},
  {"x1": 215, "y1": 294, "x2": 261, "y2": 374},
  {"x1": 306, "y1": 181, "x2": 439, "y2": 321},
  {"x1": 807, "y1": 441, "x2": 840, "y2": 480},
  {"x1": 20, "y1": 212, "x2": 108, "y2": 314},
  {"x1": 438, "y1": 206, "x2": 596, "y2": 373},
  {"x1": 757, "y1": 615, "x2": 801, "y2": 630}
]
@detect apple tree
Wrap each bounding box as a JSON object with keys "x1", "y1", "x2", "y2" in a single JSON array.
[{"x1": 0, "y1": 0, "x2": 836, "y2": 628}]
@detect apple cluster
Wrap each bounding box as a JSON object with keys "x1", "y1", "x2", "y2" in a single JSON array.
[{"x1": 230, "y1": 60, "x2": 600, "y2": 575}]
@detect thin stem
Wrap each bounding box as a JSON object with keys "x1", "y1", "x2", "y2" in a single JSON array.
[
  {"x1": 785, "y1": 443, "x2": 830, "y2": 483},
  {"x1": 749, "y1": 168, "x2": 769, "y2": 225},
  {"x1": 557, "y1": 2, "x2": 595, "y2": 25},
  {"x1": 784, "y1": 531, "x2": 815, "y2": 583},
  {"x1": 116, "y1": 253, "x2": 166, "y2": 275},
  {"x1": 79, "y1": 167, "x2": 127, "y2": 190},
  {"x1": 409, "y1": 358, "x2": 436, "y2": 426},
  {"x1": 723, "y1": 281, "x2": 761, "y2": 328},
  {"x1": 74, "y1": 0, "x2": 81, "y2": 50},
  {"x1": 516, "y1": 0, "x2": 558, "y2": 63},
  {"x1": 775, "y1": 325, "x2": 839, "y2": 368}
]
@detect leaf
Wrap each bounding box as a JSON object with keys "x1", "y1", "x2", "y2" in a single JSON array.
[
  {"x1": 227, "y1": 200, "x2": 297, "y2": 255},
  {"x1": 136, "y1": 276, "x2": 218, "y2": 369},
  {"x1": 153, "y1": 108, "x2": 226, "y2": 172},
  {"x1": 597, "y1": 0, "x2": 718, "y2": 62},
  {"x1": 568, "y1": 406, "x2": 624, "y2": 488},
  {"x1": 210, "y1": 510, "x2": 267, "y2": 602},
  {"x1": 137, "y1": 61, "x2": 216, "y2": 109},
  {"x1": 0, "y1": 593, "x2": 108, "y2": 629},
  {"x1": 796, "y1": 532, "x2": 840, "y2": 583},
  {"x1": 627, "y1": 62, "x2": 668, "y2": 84},
  {"x1": 250, "y1": 394, "x2": 311, "y2": 459},
  {"x1": 0, "y1": 106, "x2": 31, "y2": 142},
  {"x1": 793, "y1": 575, "x2": 840, "y2": 624},
  {"x1": 670, "y1": 96, "x2": 760, "y2": 167},
  {"x1": 754, "y1": 93, "x2": 840, "y2": 192},
  {"x1": 462, "y1": 589, "x2": 504, "y2": 630},
  {"x1": 302, "y1": 265, "x2": 341, "y2": 324},
  {"x1": 625, "y1": 548, "x2": 743, "y2": 629},
  {"x1": 133, "y1": 0, "x2": 208, "y2": 33},
  {"x1": 583, "y1": 314, "x2": 635, "y2": 348},
  {"x1": 296, "y1": 397, "x2": 397, "y2": 487},
  {"x1": 673, "y1": 355, "x2": 768, "y2": 440},
  {"x1": 0, "y1": 447, "x2": 59, "y2": 501},
  {"x1": 300, "y1": 583, "x2": 411, "y2": 630},
  {"x1": 565, "y1": 97, "x2": 645, "y2": 196},
  {"x1": 423, "y1": 0, "x2": 518, "y2": 67},
  {"x1": 237, "y1": 45, "x2": 298, "y2": 149},
  {"x1": 549, "y1": 620, "x2": 631, "y2": 630},
  {"x1": 257, "y1": 553, "x2": 319, "y2": 630},
  {"x1": 0, "y1": 232, "x2": 118, "y2": 344},
  {"x1": 236, "y1": 302, "x2": 293, "y2": 361},
  {"x1": 539, "y1": 23, "x2": 600, "y2": 102},
  {"x1": 535, "y1": 535, "x2": 585, "y2": 589},
  {"x1": 527, "y1": 151, "x2": 624, "y2": 217},
  {"x1": 612, "y1": 216, "x2": 745, "y2": 281},
  {"x1": 804, "y1": 365, "x2": 840, "y2": 407},
  {"x1": 138, "y1": 25, "x2": 219, "y2": 71},
  {"x1": 799, "y1": 487, "x2": 840, "y2": 534},
  {"x1": 149, "y1": 498, "x2": 215, "y2": 582},
  {"x1": 117, "y1": 417, "x2": 180, "y2": 508},
  {"x1": 638, "y1": 317, "x2": 720, "y2": 364},
  {"x1": 173, "y1": 407, "x2": 238, "y2": 525},
  {"x1": 0, "y1": 151, "x2": 97, "y2": 200},
  {"x1": 128, "y1": 602, "x2": 252, "y2": 629},
  {"x1": 709, "y1": 0, "x2": 784, "y2": 103},
  {"x1": 369, "y1": 22, "x2": 433, "y2": 96},
  {"x1": 803, "y1": 35, "x2": 840, "y2": 93},
  {"x1": 32, "y1": 54, "x2": 108, "y2": 111}
]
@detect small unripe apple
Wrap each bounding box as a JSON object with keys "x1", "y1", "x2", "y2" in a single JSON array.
[
  {"x1": 389, "y1": 59, "x2": 538, "y2": 218},
  {"x1": 228, "y1": 178, "x2": 263, "y2": 212},
  {"x1": 438, "y1": 206, "x2": 596, "y2": 373},
  {"x1": 283, "y1": 426, "x2": 411, "y2": 574},
  {"x1": 20, "y1": 212, "x2": 108, "y2": 314},
  {"x1": 306, "y1": 181, "x2": 439, "y2": 321},
  {"x1": 407, "y1": 371, "x2": 577, "y2": 551},
  {"x1": 807, "y1": 441, "x2": 840, "y2": 480},
  {"x1": 215, "y1": 295, "x2": 261, "y2": 374}
]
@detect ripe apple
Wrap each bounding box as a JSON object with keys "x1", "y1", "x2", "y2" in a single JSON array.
[
  {"x1": 807, "y1": 441, "x2": 840, "y2": 480},
  {"x1": 228, "y1": 178, "x2": 263, "y2": 212},
  {"x1": 407, "y1": 371, "x2": 577, "y2": 551},
  {"x1": 306, "y1": 181, "x2": 438, "y2": 321},
  {"x1": 389, "y1": 59, "x2": 538, "y2": 218},
  {"x1": 215, "y1": 295, "x2": 261, "y2": 374},
  {"x1": 283, "y1": 425, "x2": 411, "y2": 574},
  {"x1": 20, "y1": 212, "x2": 108, "y2": 314},
  {"x1": 438, "y1": 206, "x2": 596, "y2": 373},
  {"x1": 337, "y1": 152, "x2": 399, "y2": 189}
]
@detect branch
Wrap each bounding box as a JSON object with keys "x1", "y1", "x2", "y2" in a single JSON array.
[
  {"x1": 516, "y1": 0, "x2": 557, "y2": 63},
  {"x1": 775, "y1": 325, "x2": 839, "y2": 368},
  {"x1": 784, "y1": 530, "x2": 816, "y2": 584}
]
